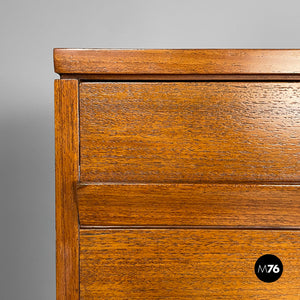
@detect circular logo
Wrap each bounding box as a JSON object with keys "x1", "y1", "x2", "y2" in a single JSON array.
[{"x1": 254, "y1": 254, "x2": 283, "y2": 283}]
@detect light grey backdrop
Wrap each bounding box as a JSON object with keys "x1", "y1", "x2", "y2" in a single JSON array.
[{"x1": 0, "y1": 0, "x2": 299, "y2": 299}]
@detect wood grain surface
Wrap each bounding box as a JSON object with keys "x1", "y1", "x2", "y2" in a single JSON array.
[
  {"x1": 61, "y1": 73, "x2": 300, "y2": 81},
  {"x1": 55, "y1": 80, "x2": 80, "y2": 299},
  {"x1": 54, "y1": 50, "x2": 300, "y2": 299},
  {"x1": 80, "y1": 82, "x2": 300, "y2": 183},
  {"x1": 77, "y1": 183, "x2": 300, "y2": 228},
  {"x1": 54, "y1": 49, "x2": 300, "y2": 75},
  {"x1": 80, "y1": 229, "x2": 300, "y2": 299}
]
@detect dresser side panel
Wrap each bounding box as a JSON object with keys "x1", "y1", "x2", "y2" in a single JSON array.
[{"x1": 55, "y1": 79, "x2": 80, "y2": 299}]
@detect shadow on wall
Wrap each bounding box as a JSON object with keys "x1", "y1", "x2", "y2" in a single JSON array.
[{"x1": 0, "y1": 106, "x2": 55, "y2": 300}]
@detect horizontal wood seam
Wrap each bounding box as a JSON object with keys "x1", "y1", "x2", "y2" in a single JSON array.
[
  {"x1": 78, "y1": 182, "x2": 300, "y2": 187},
  {"x1": 80, "y1": 226, "x2": 300, "y2": 230},
  {"x1": 68, "y1": 75, "x2": 300, "y2": 81}
]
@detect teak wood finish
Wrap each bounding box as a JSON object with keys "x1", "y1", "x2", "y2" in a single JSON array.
[
  {"x1": 55, "y1": 80, "x2": 79, "y2": 299},
  {"x1": 77, "y1": 184, "x2": 300, "y2": 228},
  {"x1": 80, "y1": 229, "x2": 300, "y2": 299},
  {"x1": 54, "y1": 49, "x2": 300, "y2": 299},
  {"x1": 54, "y1": 49, "x2": 300, "y2": 75},
  {"x1": 80, "y1": 82, "x2": 299, "y2": 183}
]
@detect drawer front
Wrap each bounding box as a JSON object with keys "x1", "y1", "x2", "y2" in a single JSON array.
[
  {"x1": 79, "y1": 82, "x2": 300, "y2": 183},
  {"x1": 80, "y1": 229, "x2": 300, "y2": 299},
  {"x1": 77, "y1": 183, "x2": 300, "y2": 227}
]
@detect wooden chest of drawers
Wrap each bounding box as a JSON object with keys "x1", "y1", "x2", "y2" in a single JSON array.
[{"x1": 54, "y1": 49, "x2": 300, "y2": 299}]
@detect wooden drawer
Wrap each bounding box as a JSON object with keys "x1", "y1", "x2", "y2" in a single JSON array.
[
  {"x1": 54, "y1": 49, "x2": 300, "y2": 299},
  {"x1": 79, "y1": 82, "x2": 300, "y2": 183},
  {"x1": 80, "y1": 229, "x2": 300, "y2": 299},
  {"x1": 77, "y1": 183, "x2": 300, "y2": 227}
]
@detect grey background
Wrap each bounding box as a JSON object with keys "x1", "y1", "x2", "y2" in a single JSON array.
[{"x1": 0, "y1": 0, "x2": 299, "y2": 299}]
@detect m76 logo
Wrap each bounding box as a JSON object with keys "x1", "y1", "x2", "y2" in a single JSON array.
[
  {"x1": 255, "y1": 254, "x2": 283, "y2": 282},
  {"x1": 257, "y1": 264, "x2": 280, "y2": 274}
]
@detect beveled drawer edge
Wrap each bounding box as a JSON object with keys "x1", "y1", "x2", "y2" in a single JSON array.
[{"x1": 77, "y1": 183, "x2": 300, "y2": 229}]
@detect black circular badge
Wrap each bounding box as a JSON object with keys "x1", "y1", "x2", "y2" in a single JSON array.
[{"x1": 254, "y1": 254, "x2": 283, "y2": 283}]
